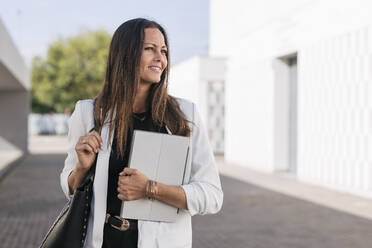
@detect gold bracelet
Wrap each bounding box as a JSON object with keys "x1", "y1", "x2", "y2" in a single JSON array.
[
  {"x1": 146, "y1": 180, "x2": 151, "y2": 199},
  {"x1": 146, "y1": 180, "x2": 158, "y2": 201},
  {"x1": 150, "y1": 180, "x2": 155, "y2": 200},
  {"x1": 152, "y1": 181, "x2": 158, "y2": 200}
]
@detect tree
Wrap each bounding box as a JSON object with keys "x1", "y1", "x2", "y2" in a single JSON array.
[{"x1": 31, "y1": 29, "x2": 111, "y2": 113}]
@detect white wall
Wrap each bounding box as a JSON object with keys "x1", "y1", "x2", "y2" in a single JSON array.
[
  {"x1": 169, "y1": 56, "x2": 226, "y2": 126},
  {"x1": 0, "y1": 91, "x2": 30, "y2": 151},
  {"x1": 0, "y1": 136, "x2": 22, "y2": 172},
  {"x1": 169, "y1": 56, "x2": 226, "y2": 153},
  {"x1": 0, "y1": 18, "x2": 29, "y2": 153},
  {"x1": 169, "y1": 57, "x2": 200, "y2": 106},
  {"x1": 298, "y1": 28, "x2": 372, "y2": 197},
  {"x1": 209, "y1": 0, "x2": 311, "y2": 57},
  {"x1": 211, "y1": 0, "x2": 372, "y2": 197},
  {"x1": 0, "y1": 18, "x2": 29, "y2": 90}
]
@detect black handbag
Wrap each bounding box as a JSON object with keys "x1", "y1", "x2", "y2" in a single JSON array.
[{"x1": 39, "y1": 105, "x2": 99, "y2": 248}]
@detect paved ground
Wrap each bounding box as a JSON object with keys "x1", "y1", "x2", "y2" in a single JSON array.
[{"x1": 1, "y1": 154, "x2": 372, "y2": 248}]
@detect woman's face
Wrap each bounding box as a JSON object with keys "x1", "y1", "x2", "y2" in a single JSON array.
[{"x1": 139, "y1": 28, "x2": 168, "y2": 85}]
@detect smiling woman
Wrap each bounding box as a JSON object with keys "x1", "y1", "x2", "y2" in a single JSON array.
[{"x1": 59, "y1": 18, "x2": 223, "y2": 248}]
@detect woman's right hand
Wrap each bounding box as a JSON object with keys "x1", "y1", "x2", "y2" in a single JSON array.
[{"x1": 75, "y1": 130, "x2": 103, "y2": 171}]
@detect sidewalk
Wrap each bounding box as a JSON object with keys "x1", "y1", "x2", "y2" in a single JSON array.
[{"x1": 216, "y1": 157, "x2": 372, "y2": 221}]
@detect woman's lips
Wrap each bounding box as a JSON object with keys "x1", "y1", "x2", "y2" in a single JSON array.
[{"x1": 148, "y1": 66, "x2": 161, "y2": 72}]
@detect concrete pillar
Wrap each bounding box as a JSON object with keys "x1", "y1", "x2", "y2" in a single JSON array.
[{"x1": 0, "y1": 90, "x2": 30, "y2": 152}]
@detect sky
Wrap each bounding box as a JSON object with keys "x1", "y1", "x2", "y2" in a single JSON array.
[{"x1": 0, "y1": 0, "x2": 209, "y2": 67}]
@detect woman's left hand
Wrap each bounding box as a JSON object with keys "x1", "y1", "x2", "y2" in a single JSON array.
[{"x1": 117, "y1": 168, "x2": 148, "y2": 201}]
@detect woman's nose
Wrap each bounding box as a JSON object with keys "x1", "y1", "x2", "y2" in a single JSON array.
[{"x1": 154, "y1": 50, "x2": 162, "y2": 61}]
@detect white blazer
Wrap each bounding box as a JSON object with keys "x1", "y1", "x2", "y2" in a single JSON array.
[{"x1": 60, "y1": 97, "x2": 223, "y2": 248}]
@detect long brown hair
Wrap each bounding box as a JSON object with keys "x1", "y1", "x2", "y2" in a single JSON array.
[{"x1": 94, "y1": 18, "x2": 191, "y2": 158}]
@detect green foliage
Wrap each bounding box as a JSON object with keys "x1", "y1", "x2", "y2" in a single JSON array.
[{"x1": 31, "y1": 29, "x2": 111, "y2": 113}]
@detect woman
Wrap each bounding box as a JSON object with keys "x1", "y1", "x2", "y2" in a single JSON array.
[{"x1": 60, "y1": 18, "x2": 223, "y2": 248}]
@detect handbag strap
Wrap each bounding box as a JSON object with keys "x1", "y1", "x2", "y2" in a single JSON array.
[{"x1": 79, "y1": 99, "x2": 99, "y2": 186}]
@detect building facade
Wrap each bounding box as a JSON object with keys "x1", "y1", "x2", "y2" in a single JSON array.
[
  {"x1": 169, "y1": 56, "x2": 226, "y2": 154},
  {"x1": 209, "y1": 0, "x2": 372, "y2": 198},
  {"x1": 0, "y1": 18, "x2": 29, "y2": 167}
]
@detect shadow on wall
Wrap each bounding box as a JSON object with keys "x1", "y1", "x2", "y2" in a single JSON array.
[
  {"x1": 29, "y1": 113, "x2": 70, "y2": 136},
  {"x1": 0, "y1": 136, "x2": 23, "y2": 171}
]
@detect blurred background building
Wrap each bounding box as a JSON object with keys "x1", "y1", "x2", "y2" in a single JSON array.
[
  {"x1": 0, "y1": 18, "x2": 29, "y2": 169},
  {"x1": 169, "y1": 57, "x2": 226, "y2": 154},
  {"x1": 171, "y1": 0, "x2": 372, "y2": 199}
]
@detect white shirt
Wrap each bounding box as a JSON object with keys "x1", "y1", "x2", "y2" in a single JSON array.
[{"x1": 60, "y1": 97, "x2": 223, "y2": 248}]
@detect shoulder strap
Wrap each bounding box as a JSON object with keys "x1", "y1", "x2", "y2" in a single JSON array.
[{"x1": 80, "y1": 99, "x2": 98, "y2": 185}]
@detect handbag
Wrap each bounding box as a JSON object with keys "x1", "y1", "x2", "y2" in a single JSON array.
[{"x1": 39, "y1": 102, "x2": 98, "y2": 248}]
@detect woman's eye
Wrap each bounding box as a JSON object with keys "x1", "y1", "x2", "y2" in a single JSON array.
[{"x1": 144, "y1": 47, "x2": 167, "y2": 55}]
